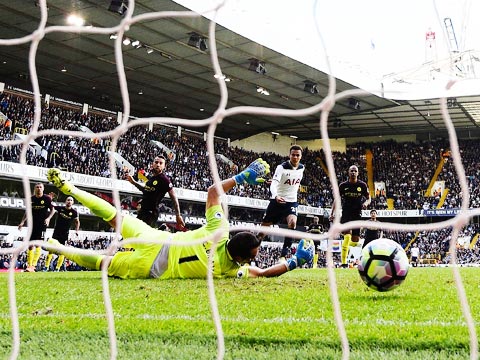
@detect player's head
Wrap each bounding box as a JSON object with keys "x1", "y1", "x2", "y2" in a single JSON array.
[
  {"x1": 33, "y1": 183, "x2": 44, "y2": 196},
  {"x1": 151, "y1": 155, "x2": 166, "y2": 174},
  {"x1": 65, "y1": 196, "x2": 74, "y2": 207},
  {"x1": 227, "y1": 231, "x2": 261, "y2": 264},
  {"x1": 370, "y1": 209, "x2": 377, "y2": 219},
  {"x1": 313, "y1": 216, "x2": 319, "y2": 224},
  {"x1": 348, "y1": 165, "x2": 359, "y2": 179},
  {"x1": 289, "y1": 145, "x2": 302, "y2": 166}
]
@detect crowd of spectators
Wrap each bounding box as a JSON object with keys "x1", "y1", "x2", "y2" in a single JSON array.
[
  {"x1": 1, "y1": 90, "x2": 480, "y2": 268},
  {"x1": 2, "y1": 91, "x2": 480, "y2": 212}
]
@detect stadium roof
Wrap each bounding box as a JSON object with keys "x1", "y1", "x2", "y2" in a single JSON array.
[{"x1": 0, "y1": 0, "x2": 479, "y2": 141}]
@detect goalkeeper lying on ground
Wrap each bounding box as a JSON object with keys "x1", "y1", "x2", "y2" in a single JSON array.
[{"x1": 46, "y1": 159, "x2": 313, "y2": 279}]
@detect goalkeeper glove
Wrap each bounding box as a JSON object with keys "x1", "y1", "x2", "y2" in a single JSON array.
[
  {"x1": 233, "y1": 158, "x2": 270, "y2": 185},
  {"x1": 285, "y1": 239, "x2": 314, "y2": 271}
]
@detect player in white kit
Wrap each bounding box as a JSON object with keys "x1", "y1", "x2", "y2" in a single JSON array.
[{"x1": 259, "y1": 145, "x2": 305, "y2": 259}]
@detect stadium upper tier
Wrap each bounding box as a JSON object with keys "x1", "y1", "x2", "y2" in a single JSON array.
[{"x1": 0, "y1": 90, "x2": 479, "y2": 212}]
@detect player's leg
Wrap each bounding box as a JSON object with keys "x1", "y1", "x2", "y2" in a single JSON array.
[
  {"x1": 362, "y1": 236, "x2": 372, "y2": 249},
  {"x1": 47, "y1": 168, "x2": 154, "y2": 236},
  {"x1": 45, "y1": 252, "x2": 53, "y2": 270},
  {"x1": 258, "y1": 199, "x2": 278, "y2": 241},
  {"x1": 258, "y1": 221, "x2": 272, "y2": 241},
  {"x1": 47, "y1": 238, "x2": 106, "y2": 270},
  {"x1": 341, "y1": 231, "x2": 352, "y2": 267},
  {"x1": 280, "y1": 239, "x2": 291, "y2": 258},
  {"x1": 281, "y1": 211, "x2": 298, "y2": 258},
  {"x1": 46, "y1": 233, "x2": 66, "y2": 271},
  {"x1": 347, "y1": 230, "x2": 362, "y2": 267},
  {"x1": 26, "y1": 244, "x2": 35, "y2": 271},
  {"x1": 47, "y1": 168, "x2": 116, "y2": 224},
  {"x1": 105, "y1": 215, "x2": 173, "y2": 279},
  {"x1": 32, "y1": 246, "x2": 42, "y2": 269},
  {"x1": 350, "y1": 229, "x2": 361, "y2": 248},
  {"x1": 27, "y1": 228, "x2": 45, "y2": 271},
  {"x1": 312, "y1": 240, "x2": 320, "y2": 268},
  {"x1": 339, "y1": 213, "x2": 353, "y2": 267},
  {"x1": 259, "y1": 199, "x2": 283, "y2": 249},
  {"x1": 55, "y1": 255, "x2": 65, "y2": 271},
  {"x1": 136, "y1": 210, "x2": 158, "y2": 228}
]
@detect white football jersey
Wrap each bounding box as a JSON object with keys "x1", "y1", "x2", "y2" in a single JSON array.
[{"x1": 270, "y1": 161, "x2": 305, "y2": 202}]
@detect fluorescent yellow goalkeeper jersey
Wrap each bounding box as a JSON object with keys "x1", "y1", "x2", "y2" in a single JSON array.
[
  {"x1": 113, "y1": 205, "x2": 239, "y2": 279},
  {"x1": 161, "y1": 205, "x2": 239, "y2": 279}
]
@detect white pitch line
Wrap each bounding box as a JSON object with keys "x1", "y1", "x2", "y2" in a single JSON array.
[{"x1": 0, "y1": 313, "x2": 473, "y2": 327}]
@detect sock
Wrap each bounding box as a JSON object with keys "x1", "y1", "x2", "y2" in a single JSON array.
[
  {"x1": 281, "y1": 236, "x2": 293, "y2": 258},
  {"x1": 56, "y1": 255, "x2": 65, "y2": 270},
  {"x1": 27, "y1": 248, "x2": 34, "y2": 267},
  {"x1": 70, "y1": 252, "x2": 104, "y2": 270},
  {"x1": 55, "y1": 243, "x2": 104, "y2": 270},
  {"x1": 341, "y1": 234, "x2": 352, "y2": 264},
  {"x1": 33, "y1": 246, "x2": 42, "y2": 266},
  {"x1": 45, "y1": 253, "x2": 53, "y2": 269},
  {"x1": 313, "y1": 253, "x2": 319, "y2": 268},
  {"x1": 70, "y1": 187, "x2": 116, "y2": 222}
]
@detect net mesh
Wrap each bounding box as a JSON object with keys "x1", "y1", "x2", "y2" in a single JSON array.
[{"x1": 0, "y1": 1, "x2": 478, "y2": 359}]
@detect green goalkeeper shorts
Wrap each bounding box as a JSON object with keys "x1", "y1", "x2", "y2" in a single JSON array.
[{"x1": 108, "y1": 215, "x2": 170, "y2": 279}]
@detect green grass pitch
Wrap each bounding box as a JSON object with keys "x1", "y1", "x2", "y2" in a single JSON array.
[{"x1": 1, "y1": 267, "x2": 479, "y2": 359}]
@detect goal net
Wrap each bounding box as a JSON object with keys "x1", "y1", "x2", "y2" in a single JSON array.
[{"x1": 0, "y1": 0, "x2": 478, "y2": 359}]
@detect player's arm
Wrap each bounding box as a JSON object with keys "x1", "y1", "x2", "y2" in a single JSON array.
[
  {"x1": 74, "y1": 217, "x2": 80, "y2": 235},
  {"x1": 168, "y1": 188, "x2": 185, "y2": 229},
  {"x1": 18, "y1": 212, "x2": 27, "y2": 229},
  {"x1": 45, "y1": 202, "x2": 56, "y2": 226},
  {"x1": 329, "y1": 202, "x2": 336, "y2": 222},
  {"x1": 269, "y1": 165, "x2": 283, "y2": 202},
  {"x1": 362, "y1": 187, "x2": 371, "y2": 209},
  {"x1": 207, "y1": 178, "x2": 236, "y2": 208},
  {"x1": 240, "y1": 239, "x2": 314, "y2": 278},
  {"x1": 246, "y1": 263, "x2": 289, "y2": 277},
  {"x1": 207, "y1": 158, "x2": 270, "y2": 209},
  {"x1": 126, "y1": 173, "x2": 145, "y2": 192}
]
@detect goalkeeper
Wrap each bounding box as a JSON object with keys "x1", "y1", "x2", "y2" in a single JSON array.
[{"x1": 46, "y1": 159, "x2": 313, "y2": 279}]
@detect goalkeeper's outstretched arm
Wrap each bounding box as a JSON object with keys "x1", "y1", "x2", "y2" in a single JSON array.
[
  {"x1": 247, "y1": 262, "x2": 293, "y2": 277},
  {"x1": 207, "y1": 158, "x2": 270, "y2": 209},
  {"x1": 237, "y1": 239, "x2": 315, "y2": 278}
]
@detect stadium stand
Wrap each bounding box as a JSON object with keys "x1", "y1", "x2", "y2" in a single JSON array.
[{"x1": 0, "y1": 89, "x2": 479, "y2": 269}]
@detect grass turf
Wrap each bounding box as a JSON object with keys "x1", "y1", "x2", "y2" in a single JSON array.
[{"x1": 0, "y1": 267, "x2": 479, "y2": 359}]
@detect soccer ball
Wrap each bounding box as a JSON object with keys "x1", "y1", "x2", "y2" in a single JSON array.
[{"x1": 358, "y1": 238, "x2": 409, "y2": 292}]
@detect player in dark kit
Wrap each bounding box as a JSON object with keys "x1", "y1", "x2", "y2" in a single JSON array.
[
  {"x1": 18, "y1": 182, "x2": 56, "y2": 272},
  {"x1": 306, "y1": 216, "x2": 323, "y2": 268},
  {"x1": 363, "y1": 209, "x2": 382, "y2": 249},
  {"x1": 126, "y1": 155, "x2": 185, "y2": 229},
  {"x1": 329, "y1": 165, "x2": 370, "y2": 267},
  {"x1": 44, "y1": 196, "x2": 80, "y2": 271}
]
